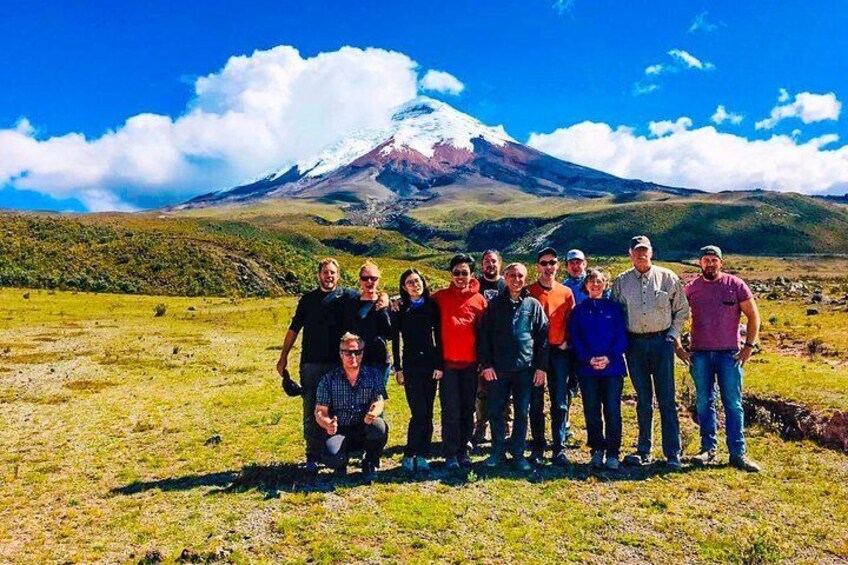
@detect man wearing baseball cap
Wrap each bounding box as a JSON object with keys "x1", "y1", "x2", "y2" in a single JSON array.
[
  {"x1": 612, "y1": 236, "x2": 690, "y2": 469},
  {"x1": 676, "y1": 246, "x2": 762, "y2": 472}
]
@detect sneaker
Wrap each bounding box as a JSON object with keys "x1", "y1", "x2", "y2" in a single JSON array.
[
  {"x1": 458, "y1": 453, "x2": 473, "y2": 468},
  {"x1": 605, "y1": 456, "x2": 620, "y2": 470},
  {"x1": 513, "y1": 457, "x2": 533, "y2": 472},
  {"x1": 415, "y1": 456, "x2": 430, "y2": 472},
  {"x1": 362, "y1": 462, "x2": 377, "y2": 483},
  {"x1": 666, "y1": 458, "x2": 683, "y2": 471},
  {"x1": 692, "y1": 450, "x2": 717, "y2": 467},
  {"x1": 484, "y1": 453, "x2": 503, "y2": 468},
  {"x1": 401, "y1": 457, "x2": 415, "y2": 473},
  {"x1": 445, "y1": 456, "x2": 460, "y2": 470},
  {"x1": 305, "y1": 460, "x2": 320, "y2": 475},
  {"x1": 551, "y1": 452, "x2": 569, "y2": 467},
  {"x1": 529, "y1": 452, "x2": 546, "y2": 466},
  {"x1": 590, "y1": 451, "x2": 605, "y2": 468},
  {"x1": 623, "y1": 452, "x2": 653, "y2": 466},
  {"x1": 729, "y1": 454, "x2": 762, "y2": 473}
]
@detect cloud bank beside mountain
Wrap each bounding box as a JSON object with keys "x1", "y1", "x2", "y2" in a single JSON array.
[{"x1": 0, "y1": 46, "x2": 425, "y2": 211}]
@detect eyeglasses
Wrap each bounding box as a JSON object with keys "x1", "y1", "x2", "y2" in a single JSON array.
[
  {"x1": 404, "y1": 278, "x2": 422, "y2": 286},
  {"x1": 538, "y1": 260, "x2": 558, "y2": 266},
  {"x1": 359, "y1": 276, "x2": 379, "y2": 282},
  {"x1": 340, "y1": 349, "x2": 364, "y2": 357},
  {"x1": 451, "y1": 270, "x2": 471, "y2": 277}
]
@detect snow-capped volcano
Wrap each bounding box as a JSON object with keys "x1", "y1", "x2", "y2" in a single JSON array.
[{"x1": 182, "y1": 96, "x2": 690, "y2": 208}]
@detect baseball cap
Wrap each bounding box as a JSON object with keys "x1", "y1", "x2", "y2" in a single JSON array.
[
  {"x1": 537, "y1": 246, "x2": 558, "y2": 260},
  {"x1": 630, "y1": 235, "x2": 652, "y2": 250},
  {"x1": 700, "y1": 245, "x2": 723, "y2": 259},
  {"x1": 281, "y1": 369, "x2": 303, "y2": 397},
  {"x1": 566, "y1": 249, "x2": 585, "y2": 261}
]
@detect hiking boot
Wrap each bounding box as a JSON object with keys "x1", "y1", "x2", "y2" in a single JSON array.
[
  {"x1": 362, "y1": 462, "x2": 377, "y2": 483},
  {"x1": 590, "y1": 451, "x2": 605, "y2": 468},
  {"x1": 551, "y1": 452, "x2": 569, "y2": 467},
  {"x1": 458, "y1": 453, "x2": 473, "y2": 468},
  {"x1": 604, "y1": 456, "x2": 620, "y2": 470},
  {"x1": 623, "y1": 452, "x2": 653, "y2": 466},
  {"x1": 529, "y1": 452, "x2": 546, "y2": 466},
  {"x1": 666, "y1": 457, "x2": 683, "y2": 471},
  {"x1": 514, "y1": 457, "x2": 533, "y2": 472},
  {"x1": 445, "y1": 456, "x2": 460, "y2": 470},
  {"x1": 484, "y1": 453, "x2": 503, "y2": 468},
  {"x1": 415, "y1": 456, "x2": 430, "y2": 472},
  {"x1": 692, "y1": 450, "x2": 717, "y2": 467},
  {"x1": 401, "y1": 457, "x2": 415, "y2": 473},
  {"x1": 730, "y1": 454, "x2": 762, "y2": 473}
]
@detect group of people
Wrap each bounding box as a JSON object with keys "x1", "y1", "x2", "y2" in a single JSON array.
[{"x1": 276, "y1": 235, "x2": 762, "y2": 481}]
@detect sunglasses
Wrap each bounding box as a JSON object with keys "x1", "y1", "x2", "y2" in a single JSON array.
[
  {"x1": 341, "y1": 349, "x2": 364, "y2": 357},
  {"x1": 538, "y1": 260, "x2": 558, "y2": 266},
  {"x1": 359, "y1": 276, "x2": 380, "y2": 282},
  {"x1": 451, "y1": 270, "x2": 471, "y2": 277}
]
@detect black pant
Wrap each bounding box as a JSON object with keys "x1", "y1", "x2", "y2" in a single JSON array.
[
  {"x1": 321, "y1": 418, "x2": 388, "y2": 469},
  {"x1": 403, "y1": 367, "x2": 438, "y2": 458},
  {"x1": 439, "y1": 365, "x2": 478, "y2": 457}
]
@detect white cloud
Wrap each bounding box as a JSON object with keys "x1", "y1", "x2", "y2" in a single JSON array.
[
  {"x1": 0, "y1": 45, "x2": 422, "y2": 211},
  {"x1": 419, "y1": 70, "x2": 465, "y2": 96},
  {"x1": 649, "y1": 117, "x2": 693, "y2": 137},
  {"x1": 755, "y1": 90, "x2": 842, "y2": 130},
  {"x1": 552, "y1": 0, "x2": 575, "y2": 14},
  {"x1": 711, "y1": 105, "x2": 744, "y2": 125},
  {"x1": 632, "y1": 81, "x2": 660, "y2": 96},
  {"x1": 645, "y1": 64, "x2": 664, "y2": 75},
  {"x1": 689, "y1": 11, "x2": 718, "y2": 33},
  {"x1": 528, "y1": 119, "x2": 848, "y2": 194},
  {"x1": 668, "y1": 49, "x2": 714, "y2": 71}
]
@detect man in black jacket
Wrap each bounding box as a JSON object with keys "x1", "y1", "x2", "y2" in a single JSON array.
[{"x1": 479, "y1": 262, "x2": 550, "y2": 471}]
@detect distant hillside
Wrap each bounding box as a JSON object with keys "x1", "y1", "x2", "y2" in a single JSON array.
[
  {"x1": 466, "y1": 191, "x2": 848, "y2": 257},
  {"x1": 0, "y1": 214, "x2": 322, "y2": 297}
]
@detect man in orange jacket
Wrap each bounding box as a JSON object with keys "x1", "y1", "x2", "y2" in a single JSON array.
[{"x1": 432, "y1": 253, "x2": 488, "y2": 470}]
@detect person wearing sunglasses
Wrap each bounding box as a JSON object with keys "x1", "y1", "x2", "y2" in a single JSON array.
[
  {"x1": 391, "y1": 269, "x2": 443, "y2": 473},
  {"x1": 479, "y1": 262, "x2": 550, "y2": 472},
  {"x1": 527, "y1": 247, "x2": 576, "y2": 467},
  {"x1": 315, "y1": 333, "x2": 388, "y2": 482},
  {"x1": 431, "y1": 254, "x2": 488, "y2": 470},
  {"x1": 342, "y1": 261, "x2": 393, "y2": 388},
  {"x1": 568, "y1": 269, "x2": 627, "y2": 471}
]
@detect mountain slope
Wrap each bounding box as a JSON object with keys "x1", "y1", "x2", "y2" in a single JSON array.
[{"x1": 180, "y1": 97, "x2": 692, "y2": 210}]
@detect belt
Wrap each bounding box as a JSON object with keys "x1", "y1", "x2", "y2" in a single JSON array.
[{"x1": 628, "y1": 329, "x2": 670, "y2": 339}]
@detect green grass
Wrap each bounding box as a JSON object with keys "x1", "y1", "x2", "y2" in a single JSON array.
[{"x1": 1, "y1": 288, "x2": 847, "y2": 563}]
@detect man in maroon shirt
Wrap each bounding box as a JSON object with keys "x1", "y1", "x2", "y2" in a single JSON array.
[{"x1": 676, "y1": 246, "x2": 762, "y2": 472}]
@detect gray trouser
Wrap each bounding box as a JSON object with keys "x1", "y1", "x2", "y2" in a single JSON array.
[{"x1": 301, "y1": 363, "x2": 336, "y2": 461}]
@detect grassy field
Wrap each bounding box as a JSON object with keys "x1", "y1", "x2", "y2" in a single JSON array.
[{"x1": 1, "y1": 288, "x2": 847, "y2": 564}]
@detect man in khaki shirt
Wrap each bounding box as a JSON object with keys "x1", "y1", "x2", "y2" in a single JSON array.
[{"x1": 612, "y1": 235, "x2": 690, "y2": 469}]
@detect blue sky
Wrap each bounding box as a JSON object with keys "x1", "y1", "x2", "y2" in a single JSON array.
[{"x1": 2, "y1": 0, "x2": 847, "y2": 211}]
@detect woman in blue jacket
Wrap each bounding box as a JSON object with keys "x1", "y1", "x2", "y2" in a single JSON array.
[{"x1": 568, "y1": 269, "x2": 628, "y2": 470}]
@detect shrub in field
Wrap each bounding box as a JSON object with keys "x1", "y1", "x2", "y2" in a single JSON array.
[{"x1": 154, "y1": 303, "x2": 167, "y2": 317}]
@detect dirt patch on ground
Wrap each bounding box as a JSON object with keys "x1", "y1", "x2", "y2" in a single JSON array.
[{"x1": 744, "y1": 395, "x2": 848, "y2": 453}]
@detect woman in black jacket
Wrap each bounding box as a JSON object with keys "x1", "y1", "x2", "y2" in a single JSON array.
[{"x1": 392, "y1": 268, "x2": 443, "y2": 473}]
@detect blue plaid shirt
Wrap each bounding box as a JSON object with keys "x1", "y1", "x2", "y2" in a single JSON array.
[{"x1": 316, "y1": 366, "x2": 387, "y2": 427}]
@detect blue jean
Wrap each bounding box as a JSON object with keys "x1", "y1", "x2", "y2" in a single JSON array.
[
  {"x1": 488, "y1": 369, "x2": 533, "y2": 459},
  {"x1": 689, "y1": 350, "x2": 746, "y2": 456},
  {"x1": 626, "y1": 335, "x2": 681, "y2": 459},
  {"x1": 579, "y1": 375, "x2": 624, "y2": 458},
  {"x1": 529, "y1": 348, "x2": 573, "y2": 455}
]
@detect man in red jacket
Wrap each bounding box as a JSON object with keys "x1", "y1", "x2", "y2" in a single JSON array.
[{"x1": 432, "y1": 253, "x2": 488, "y2": 470}]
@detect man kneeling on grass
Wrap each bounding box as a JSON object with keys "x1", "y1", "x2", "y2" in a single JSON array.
[{"x1": 315, "y1": 332, "x2": 388, "y2": 482}]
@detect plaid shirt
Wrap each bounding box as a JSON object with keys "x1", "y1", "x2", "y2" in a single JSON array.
[{"x1": 316, "y1": 366, "x2": 386, "y2": 427}]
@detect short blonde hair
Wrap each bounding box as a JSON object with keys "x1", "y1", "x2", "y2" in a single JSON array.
[
  {"x1": 339, "y1": 332, "x2": 365, "y2": 351},
  {"x1": 503, "y1": 262, "x2": 527, "y2": 275},
  {"x1": 317, "y1": 257, "x2": 339, "y2": 273},
  {"x1": 359, "y1": 260, "x2": 381, "y2": 277}
]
